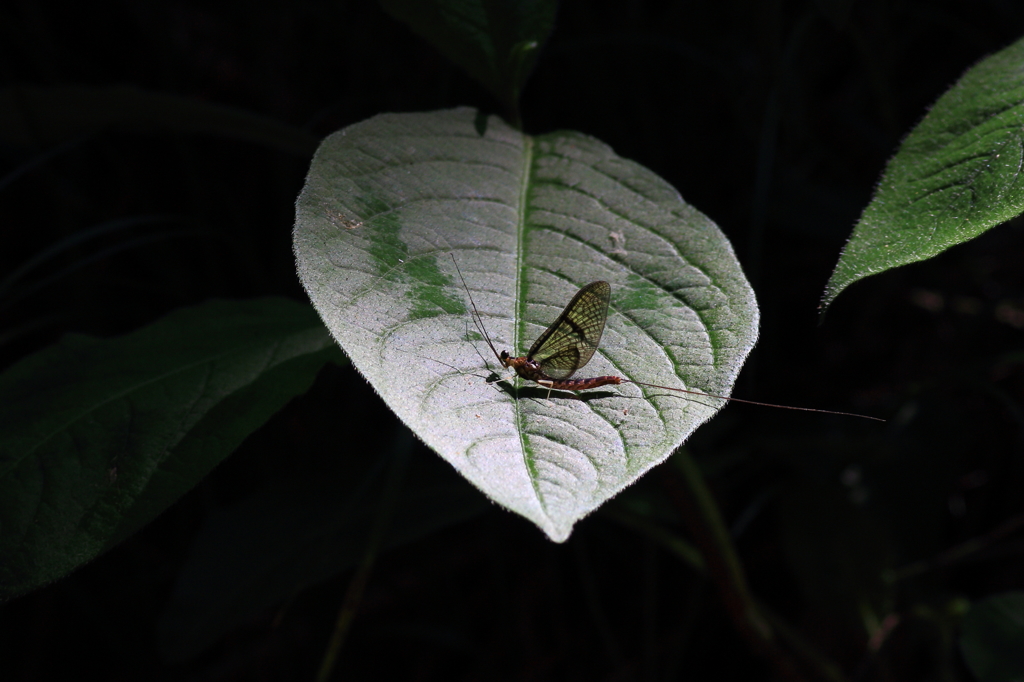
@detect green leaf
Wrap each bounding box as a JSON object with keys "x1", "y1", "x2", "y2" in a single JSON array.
[
  {"x1": 960, "y1": 591, "x2": 1024, "y2": 682},
  {"x1": 293, "y1": 108, "x2": 758, "y2": 542},
  {"x1": 0, "y1": 86, "x2": 319, "y2": 156},
  {"x1": 378, "y1": 0, "x2": 557, "y2": 116},
  {"x1": 822, "y1": 36, "x2": 1024, "y2": 310},
  {"x1": 0, "y1": 298, "x2": 341, "y2": 599},
  {"x1": 157, "y1": 431, "x2": 488, "y2": 662}
]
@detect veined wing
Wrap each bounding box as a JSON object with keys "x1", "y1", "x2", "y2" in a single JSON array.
[{"x1": 527, "y1": 281, "x2": 611, "y2": 381}]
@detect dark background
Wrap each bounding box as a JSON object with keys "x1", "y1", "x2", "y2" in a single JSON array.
[{"x1": 2, "y1": 0, "x2": 1024, "y2": 679}]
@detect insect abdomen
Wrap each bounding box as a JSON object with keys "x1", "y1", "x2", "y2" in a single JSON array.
[{"x1": 545, "y1": 376, "x2": 623, "y2": 391}]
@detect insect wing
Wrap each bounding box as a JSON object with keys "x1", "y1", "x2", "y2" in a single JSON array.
[{"x1": 527, "y1": 281, "x2": 611, "y2": 380}]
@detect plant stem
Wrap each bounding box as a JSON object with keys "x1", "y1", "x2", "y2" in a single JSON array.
[
  {"x1": 315, "y1": 433, "x2": 412, "y2": 682},
  {"x1": 661, "y1": 451, "x2": 809, "y2": 681},
  {"x1": 889, "y1": 510, "x2": 1024, "y2": 582}
]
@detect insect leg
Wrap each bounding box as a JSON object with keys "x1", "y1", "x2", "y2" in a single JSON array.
[{"x1": 538, "y1": 379, "x2": 554, "y2": 401}]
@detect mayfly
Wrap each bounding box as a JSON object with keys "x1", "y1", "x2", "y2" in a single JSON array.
[{"x1": 451, "y1": 256, "x2": 883, "y2": 422}]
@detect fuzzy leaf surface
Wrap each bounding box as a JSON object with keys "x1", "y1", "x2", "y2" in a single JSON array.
[
  {"x1": 824, "y1": 36, "x2": 1024, "y2": 309},
  {"x1": 294, "y1": 108, "x2": 758, "y2": 541}
]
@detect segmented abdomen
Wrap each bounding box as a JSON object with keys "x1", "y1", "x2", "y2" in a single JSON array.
[{"x1": 547, "y1": 376, "x2": 623, "y2": 391}]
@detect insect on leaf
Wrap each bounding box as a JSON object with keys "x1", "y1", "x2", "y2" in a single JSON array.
[{"x1": 294, "y1": 108, "x2": 760, "y2": 542}]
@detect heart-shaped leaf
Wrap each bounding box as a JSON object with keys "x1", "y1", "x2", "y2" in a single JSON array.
[
  {"x1": 823, "y1": 35, "x2": 1024, "y2": 310},
  {"x1": 294, "y1": 107, "x2": 758, "y2": 541}
]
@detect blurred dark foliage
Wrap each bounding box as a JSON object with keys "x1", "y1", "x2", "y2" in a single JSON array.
[{"x1": 1, "y1": 0, "x2": 1023, "y2": 680}]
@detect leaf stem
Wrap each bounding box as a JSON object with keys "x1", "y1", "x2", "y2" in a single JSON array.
[
  {"x1": 600, "y1": 505, "x2": 706, "y2": 573},
  {"x1": 661, "y1": 451, "x2": 811, "y2": 681},
  {"x1": 609, "y1": 495, "x2": 849, "y2": 682},
  {"x1": 315, "y1": 432, "x2": 412, "y2": 682},
  {"x1": 888, "y1": 510, "x2": 1024, "y2": 583}
]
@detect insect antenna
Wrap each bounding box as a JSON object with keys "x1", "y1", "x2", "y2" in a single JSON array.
[{"x1": 450, "y1": 254, "x2": 504, "y2": 366}]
